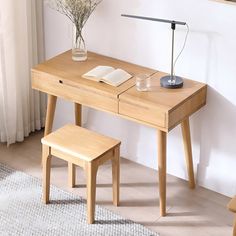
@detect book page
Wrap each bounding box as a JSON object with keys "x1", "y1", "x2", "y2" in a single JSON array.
[
  {"x1": 102, "y1": 69, "x2": 132, "y2": 86},
  {"x1": 82, "y1": 66, "x2": 115, "y2": 81}
]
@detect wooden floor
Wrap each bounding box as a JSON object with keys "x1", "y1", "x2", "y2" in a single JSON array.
[{"x1": 0, "y1": 131, "x2": 233, "y2": 236}]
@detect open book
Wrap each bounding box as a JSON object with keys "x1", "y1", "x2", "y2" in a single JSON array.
[{"x1": 82, "y1": 66, "x2": 133, "y2": 87}]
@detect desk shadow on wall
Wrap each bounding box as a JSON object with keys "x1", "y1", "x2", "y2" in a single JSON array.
[{"x1": 196, "y1": 86, "x2": 236, "y2": 196}]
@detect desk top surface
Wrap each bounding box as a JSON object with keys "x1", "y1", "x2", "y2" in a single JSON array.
[
  {"x1": 32, "y1": 51, "x2": 207, "y2": 131},
  {"x1": 120, "y1": 71, "x2": 206, "y2": 112},
  {"x1": 33, "y1": 50, "x2": 156, "y2": 98}
]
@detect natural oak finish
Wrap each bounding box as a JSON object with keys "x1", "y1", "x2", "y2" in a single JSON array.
[
  {"x1": 68, "y1": 162, "x2": 76, "y2": 188},
  {"x1": 74, "y1": 103, "x2": 82, "y2": 126},
  {"x1": 32, "y1": 50, "x2": 207, "y2": 217},
  {"x1": 181, "y1": 118, "x2": 195, "y2": 189},
  {"x1": 32, "y1": 51, "x2": 156, "y2": 114},
  {"x1": 228, "y1": 197, "x2": 236, "y2": 236},
  {"x1": 42, "y1": 145, "x2": 51, "y2": 204},
  {"x1": 44, "y1": 95, "x2": 57, "y2": 136},
  {"x1": 119, "y1": 71, "x2": 207, "y2": 132},
  {"x1": 158, "y1": 130, "x2": 167, "y2": 217},
  {"x1": 42, "y1": 125, "x2": 120, "y2": 161},
  {"x1": 41, "y1": 124, "x2": 121, "y2": 224},
  {"x1": 86, "y1": 161, "x2": 98, "y2": 224},
  {"x1": 68, "y1": 102, "x2": 82, "y2": 188},
  {"x1": 112, "y1": 147, "x2": 120, "y2": 206}
]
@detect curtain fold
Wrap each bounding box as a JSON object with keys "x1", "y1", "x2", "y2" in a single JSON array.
[{"x1": 0, "y1": 0, "x2": 46, "y2": 145}]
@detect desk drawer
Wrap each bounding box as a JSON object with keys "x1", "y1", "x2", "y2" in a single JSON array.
[
  {"x1": 32, "y1": 71, "x2": 118, "y2": 113},
  {"x1": 119, "y1": 100, "x2": 166, "y2": 128}
]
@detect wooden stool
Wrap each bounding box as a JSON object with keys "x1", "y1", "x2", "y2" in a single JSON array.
[
  {"x1": 228, "y1": 196, "x2": 236, "y2": 236},
  {"x1": 41, "y1": 124, "x2": 121, "y2": 224}
]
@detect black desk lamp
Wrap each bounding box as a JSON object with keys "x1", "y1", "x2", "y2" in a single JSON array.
[{"x1": 121, "y1": 14, "x2": 187, "y2": 89}]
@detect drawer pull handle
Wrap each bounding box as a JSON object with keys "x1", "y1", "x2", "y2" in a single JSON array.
[{"x1": 59, "y1": 80, "x2": 63, "y2": 84}]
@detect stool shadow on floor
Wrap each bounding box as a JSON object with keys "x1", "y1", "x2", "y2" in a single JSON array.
[
  {"x1": 97, "y1": 198, "x2": 159, "y2": 207},
  {"x1": 96, "y1": 220, "x2": 134, "y2": 225},
  {"x1": 74, "y1": 182, "x2": 158, "y2": 189},
  {"x1": 49, "y1": 199, "x2": 85, "y2": 205}
]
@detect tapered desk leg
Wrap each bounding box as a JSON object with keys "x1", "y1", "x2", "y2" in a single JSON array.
[
  {"x1": 158, "y1": 130, "x2": 167, "y2": 217},
  {"x1": 181, "y1": 118, "x2": 195, "y2": 189},
  {"x1": 44, "y1": 95, "x2": 57, "y2": 136},
  {"x1": 74, "y1": 103, "x2": 82, "y2": 126},
  {"x1": 68, "y1": 103, "x2": 82, "y2": 188}
]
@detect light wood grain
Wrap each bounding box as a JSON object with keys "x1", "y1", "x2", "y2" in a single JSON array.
[
  {"x1": 32, "y1": 51, "x2": 156, "y2": 97},
  {"x1": 168, "y1": 87, "x2": 207, "y2": 130},
  {"x1": 32, "y1": 51, "x2": 156, "y2": 113},
  {"x1": 68, "y1": 103, "x2": 82, "y2": 188},
  {"x1": 42, "y1": 145, "x2": 51, "y2": 204},
  {"x1": 181, "y1": 118, "x2": 195, "y2": 189},
  {"x1": 74, "y1": 103, "x2": 82, "y2": 126},
  {"x1": 33, "y1": 50, "x2": 207, "y2": 219},
  {"x1": 41, "y1": 124, "x2": 121, "y2": 224},
  {"x1": 42, "y1": 124, "x2": 120, "y2": 162},
  {"x1": 51, "y1": 148, "x2": 86, "y2": 169},
  {"x1": 119, "y1": 72, "x2": 207, "y2": 131},
  {"x1": 158, "y1": 130, "x2": 167, "y2": 217},
  {"x1": 112, "y1": 147, "x2": 120, "y2": 206},
  {"x1": 44, "y1": 95, "x2": 57, "y2": 136},
  {"x1": 32, "y1": 70, "x2": 119, "y2": 113},
  {"x1": 119, "y1": 100, "x2": 166, "y2": 128},
  {"x1": 68, "y1": 163, "x2": 76, "y2": 188},
  {"x1": 86, "y1": 162, "x2": 98, "y2": 224}
]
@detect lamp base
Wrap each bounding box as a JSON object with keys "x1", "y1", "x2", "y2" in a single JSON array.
[{"x1": 160, "y1": 75, "x2": 184, "y2": 89}]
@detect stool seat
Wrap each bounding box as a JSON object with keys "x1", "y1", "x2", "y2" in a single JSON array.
[
  {"x1": 41, "y1": 124, "x2": 121, "y2": 224},
  {"x1": 42, "y1": 124, "x2": 120, "y2": 162}
]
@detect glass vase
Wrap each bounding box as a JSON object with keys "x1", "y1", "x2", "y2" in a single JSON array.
[{"x1": 72, "y1": 25, "x2": 87, "y2": 61}]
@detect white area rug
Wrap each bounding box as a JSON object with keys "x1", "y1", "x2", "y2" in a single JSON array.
[{"x1": 0, "y1": 164, "x2": 159, "y2": 236}]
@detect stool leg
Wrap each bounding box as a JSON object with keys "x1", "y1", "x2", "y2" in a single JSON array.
[
  {"x1": 112, "y1": 147, "x2": 120, "y2": 206},
  {"x1": 86, "y1": 162, "x2": 98, "y2": 224},
  {"x1": 68, "y1": 163, "x2": 76, "y2": 188},
  {"x1": 42, "y1": 145, "x2": 51, "y2": 204}
]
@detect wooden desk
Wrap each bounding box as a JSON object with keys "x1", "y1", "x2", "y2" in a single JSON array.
[{"x1": 31, "y1": 50, "x2": 207, "y2": 217}]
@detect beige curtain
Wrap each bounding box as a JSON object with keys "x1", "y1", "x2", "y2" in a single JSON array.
[{"x1": 0, "y1": 0, "x2": 46, "y2": 145}]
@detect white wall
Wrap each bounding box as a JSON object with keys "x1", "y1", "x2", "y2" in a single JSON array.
[{"x1": 43, "y1": 0, "x2": 236, "y2": 197}]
